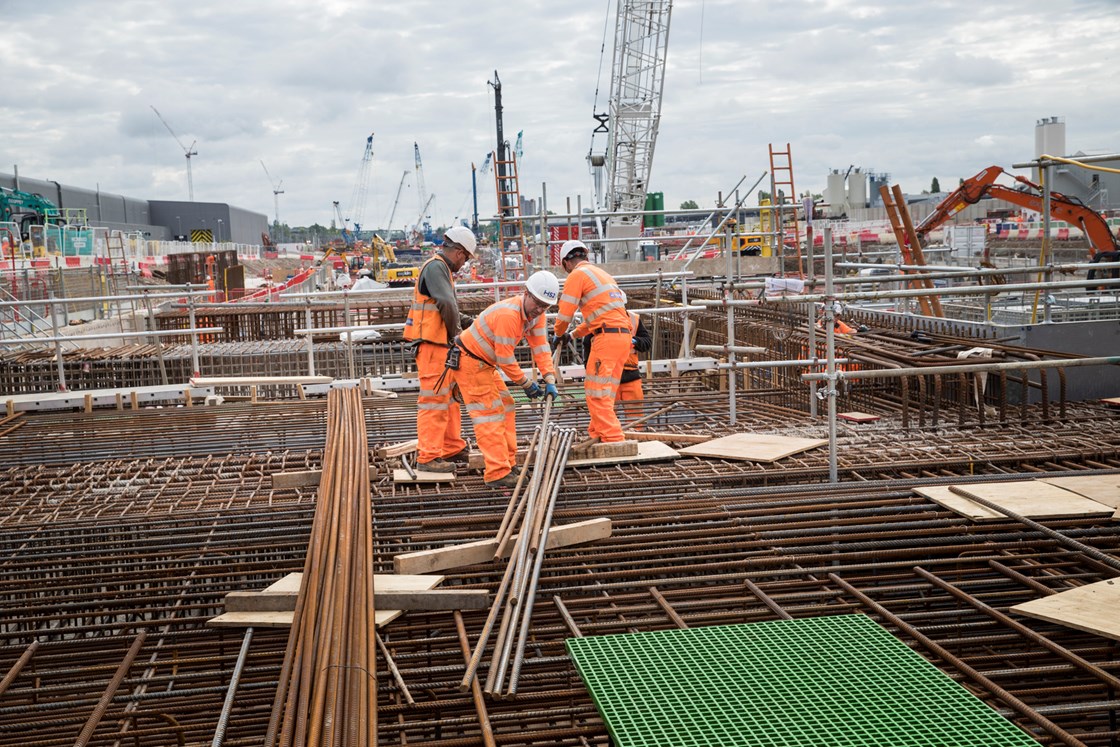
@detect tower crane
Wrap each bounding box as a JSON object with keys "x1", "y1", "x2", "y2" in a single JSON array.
[
  {"x1": 589, "y1": 0, "x2": 672, "y2": 257},
  {"x1": 347, "y1": 133, "x2": 375, "y2": 235},
  {"x1": 260, "y1": 160, "x2": 284, "y2": 227},
  {"x1": 414, "y1": 143, "x2": 431, "y2": 224},
  {"x1": 383, "y1": 170, "x2": 410, "y2": 240},
  {"x1": 150, "y1": 105, "x2": 198, "y2": 201}
]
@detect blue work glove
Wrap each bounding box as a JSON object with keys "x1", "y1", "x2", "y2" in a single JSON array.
[
  {"x1": 545, "y1": 382, "x2": 559, "y2": 401},
  {"x1": 522, "y1": 381, "x2": 543, "y2": 400}
]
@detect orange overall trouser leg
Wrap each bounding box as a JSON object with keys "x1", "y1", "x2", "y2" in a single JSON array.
[
  {"x1": 584, "y1": 333, "x2": 631, "y2": 443},
  {"x1": 455, "y1": 358, "x2": 517, "y2": 482},
  {"x1": 617, "y1": 378, "x2": 644, "y2": 428},
  {"x1": 415, "y1": 342, "x2": 466, "y2": 464}
]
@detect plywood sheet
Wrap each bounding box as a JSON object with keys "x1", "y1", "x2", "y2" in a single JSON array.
[
  {"x1": 678, "y1": 433, "x2": 826, "y2": 463},
  {"x1": 837, "y1": 411, "x2": 881, "y2": 423},
  {"x1": 1037, "y1": 475, "x2": 1120, "y2": 509},
  {"x1": 1012, "y1": 579, "x2": 1120, "y2": 642},
  {"x1": 566, "y1": 439, "x2": 679, "y2": 467},
  {"x1": 914, "y1": 481, "x2": 1114, "y2": 521}
]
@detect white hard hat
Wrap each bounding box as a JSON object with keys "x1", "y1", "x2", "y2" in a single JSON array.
[
  {"x1": 358, "y1": 268, "x2": 372, "y2": 276},
  {"x1": 525, "y1": 271, "x2": 560, "y2": 305},
  {"x1": 560, "y1": 239, "x2": 588, "y2": 261},
  {"x1": 444, "y1": 226, "x2": 477, "y2": 256}
]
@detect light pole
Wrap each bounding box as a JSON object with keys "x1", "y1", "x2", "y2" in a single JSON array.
[
  {"x1": 217, "y1": 219, "x2": 223, "y2": 244},
  {"x1": 176, "y1": 216, "x2": 182, "y2": 237}
]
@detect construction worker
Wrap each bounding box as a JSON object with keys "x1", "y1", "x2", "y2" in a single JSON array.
[
  {"x1": 404, "y1": 225, "x2": 477, "y2": 472},
  {"x1": 551, "y1": 240, "x2": 631, "y2": 443},
  {"x1": 578, "y1": 304, "x2": 651, "y2": 427},
  {"x1": 454, "y1": 271, "x2": 560, "y2": 488}
]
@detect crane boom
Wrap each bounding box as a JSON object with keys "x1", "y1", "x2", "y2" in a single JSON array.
[
  {"x1": 260, "y1": 160, "x2": 284, "y2": 226},
  {"x1": 413, "y1": 143, "x2": 429, "y2": 222},
  {"x1": 384, "y1": 170, "x2": 410, "y2": 240},
  {"x1": 150, "y1": 105, "x2": 198, "y2": 201},
  {"x1": 348, "y1": 133, "x2": 375, "y2": 234},
  {"x1": 604, "y1": 0, "x2": 672, "y2": 224}
]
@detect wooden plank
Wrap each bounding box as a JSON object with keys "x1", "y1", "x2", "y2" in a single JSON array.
[
  {"x1": 191, "y1": 375, "x2": 334, "y2": 387},
  {"x1": 570, "y1": 440, "x2": 639, "y2": 460},
  {"x1": 837, "y1": 411, "x2": 881, "y2": 423},
  {"x1": 1012, "y1": 578, "x2": 1120, "y2": 642},
  {"x1": 263, "y1": 572, "x2": 445, "y2": 594},
  {"x1": 622, "y1": 430, "x2": 712, "y2": 444},
  {"x1": 394, "y1": 518, "x2": 612, "y2": 575},
  {"x1": 394, "y1": 468, "x2": 455, "y2": 483},
  {"x1": 224, "y1": 588, "x2": 489, "y2": 612},
  {"x1": 914, "y1": 482, "x2": 1114, "y2": 522},
  {"x1": 1037, "y1": 475, "x2": 1120, "y2": 509},
  {"x1": 272, "y1": 465, "x2": 376, "y2": 490},
  {"x1": 566, "y1": 439, "x2": 678, "y2": 467},
  {"x1": 1100, "y1": 396, "x2": 1120, "y2": 406},
  {"x1": 678, "y1": 433, "x2": 826, "y2": 463},
  {"x1": 376, "y1": 439, "x2": 418, "y2": 458},
  {"x1": 208, "y1": 609, "x2": 404, "y2": 629}
]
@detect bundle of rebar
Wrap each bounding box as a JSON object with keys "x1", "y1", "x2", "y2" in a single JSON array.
[
  {"x1": 265, "y1": 386, "x2": 377, "y2": 747},
  {"x1": 461, "y1": 417, "x2": 576, "y2": 697}
]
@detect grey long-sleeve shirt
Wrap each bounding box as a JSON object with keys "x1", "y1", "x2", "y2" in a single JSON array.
[{"x1": 417, "y1": 252, "x2": 460, "y2": 340}]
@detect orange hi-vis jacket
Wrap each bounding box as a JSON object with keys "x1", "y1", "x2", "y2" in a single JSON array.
[
  {"x1": 575, "y1": 310, "x2": 641, "y2": 369},
  {"x1": 553, "y1": 263, "x2": 629, "y2": 337},
  {"x1": 404, "y1": 255, "x2": 454, "y2": 345},
  {"x1": 458, "y1": 295, "x2": 555, "y2": 386}
]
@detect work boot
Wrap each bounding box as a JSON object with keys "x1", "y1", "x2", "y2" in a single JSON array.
[
  {"x1": 417, "y1": 459, "x2": 456, "y2": 473},
  {"x1": 485, "y1": 472, "x2": 520, "y2": 489},
  {"x1": 445, "y1": 447, "x2": 470, "y2": 464}
]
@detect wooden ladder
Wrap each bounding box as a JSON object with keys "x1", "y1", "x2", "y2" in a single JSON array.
[
  {"x1": 768, "y1": 143, "x2": 803, "y2": 276},
  {"x1": 492, "y1": 151, "x2": 530, "y2": 283},
  {"x1": 879, "y1": 184, "x2": 943, "y2": 317}
]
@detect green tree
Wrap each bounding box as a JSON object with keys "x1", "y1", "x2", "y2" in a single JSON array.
[
  {"x1": 680, "y1": 200, "x2": 699, "y2": 210},
  {"x1": 931, "y1": 177, "x2": 941, "y2": 193}
]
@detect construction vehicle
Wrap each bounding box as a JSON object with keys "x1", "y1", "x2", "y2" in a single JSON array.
[
  {"x1": 0, "y1": 186, "x2": 60, "y2": 238},
  {"x1": 369, "y1": 234, "x2": 419, "y2": 287},
  {"x1": 915, "y1": 165, "x2": 1120, "y2": 262}
]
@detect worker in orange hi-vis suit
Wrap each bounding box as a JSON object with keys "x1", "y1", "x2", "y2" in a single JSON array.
[
  {"x1": 577, "y1": 306, "x2": 651, "y2": 428},
  {"x1": 550, "y1": 240, "x2": 631, "y2": 443},
  {"x1": 404, "y1": 226, "x2": 477, "y2": 472},
  {"x1": 454, "y1": 271, "x2": 560, "y2": 489}
]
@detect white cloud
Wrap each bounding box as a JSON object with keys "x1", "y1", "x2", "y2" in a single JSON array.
[{"x1": 1, "y1": 0, "x2": 1117, "y2": 227}]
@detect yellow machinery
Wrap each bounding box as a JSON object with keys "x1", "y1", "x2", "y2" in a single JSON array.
[{"x1": 370, "y1": 235, "x2": 419, "y2": 287}]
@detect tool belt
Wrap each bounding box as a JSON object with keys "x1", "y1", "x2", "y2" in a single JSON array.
[
  {"x1": 592, "y1": 326, "x2": 629, "y2": 335},
  {"x1": 452, "y1": 337, "x2": 492, "y2": 367}
]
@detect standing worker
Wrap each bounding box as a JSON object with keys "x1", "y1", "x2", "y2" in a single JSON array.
[
  {"x1": 578, "y1": 303, "x2": 651, "y2": 427},
  {"x1": 454, "y1": 271, "x2": 560, "y2": 488},
  {"x1": 550, "y1": 240, "x2": 631, "y2": 443},
  {"x1": 404, "y1": 226, "x2": 477, "y2": 472}
]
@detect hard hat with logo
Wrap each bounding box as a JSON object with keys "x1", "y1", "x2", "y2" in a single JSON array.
[
  {"x1": 443, "y1": 226, "x2": 477, "y2": 257},
  {"x1": 560, "y1": 239, "x2": 588, "y2": 261},
  {"x1": 525, "y1": 271, "x2": 560, "y2": 306}
]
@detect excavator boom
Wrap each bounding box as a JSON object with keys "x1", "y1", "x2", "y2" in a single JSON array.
[{"x1": 915, "y1": 165, "x2": 1119, "y2": 258}]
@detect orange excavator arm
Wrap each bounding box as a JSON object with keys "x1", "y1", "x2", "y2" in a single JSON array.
[{"x1": 915, "y1": 165, "x2": 1119, "y2": 258}]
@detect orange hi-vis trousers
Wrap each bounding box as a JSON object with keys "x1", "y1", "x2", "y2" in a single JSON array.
[
  {"x1": 617, "y1": 377, "x2": 644, "y2": 427},
  {"x1": 454, "y1": 357, "x2": 518, "y2": 482},
  {"x1": 415, "y1": 342, "x2": 466, "y2": 464},
  {"x1": 585, "y1": 332, "x2": 631, "y2": 443}
]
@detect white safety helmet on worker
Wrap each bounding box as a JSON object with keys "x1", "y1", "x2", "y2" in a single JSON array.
[
  {"x1": 525, "y1": 271, "x2": 560, "y2": 306},
  {"x1": 444, "y1": 226, "x2": 477, "y2": 257},
  {"x1": 560, "y1": 239, "x2": 588, "y2": 261}
]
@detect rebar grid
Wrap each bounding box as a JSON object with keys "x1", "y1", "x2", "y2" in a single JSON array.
[{"x1": 0, "y1": 389, "x2": 1117, "y2": 744}]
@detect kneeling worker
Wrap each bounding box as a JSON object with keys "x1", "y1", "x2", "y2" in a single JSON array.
[{"x1": 454, "y1": 271, "x2": 560, "y2": 488}]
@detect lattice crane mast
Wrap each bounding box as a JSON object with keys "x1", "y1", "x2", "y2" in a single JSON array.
[
  {"x1": 260, "y1": 160, "x2": 284, "y2": 228},
  {"x1": 347, "y1": 133, "x2": 375, "y2": 236},
  {"x1": 384, "y1": 170, "x2": 410, "y2": 240},
  {"x1": 596, "y1": 1, "x2": 672, "y2": 234}
]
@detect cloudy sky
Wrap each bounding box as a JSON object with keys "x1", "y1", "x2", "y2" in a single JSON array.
[{"x1": 2, "y1": 0, "x2": 1117, "y2": 231}]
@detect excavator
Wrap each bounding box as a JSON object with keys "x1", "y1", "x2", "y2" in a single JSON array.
[
  {"x1": 914, "y1": 165, "x2": 1120, "y2": 282},
  {"x1": 369, "y1": 234, "x2": 418, "y2": 287}
]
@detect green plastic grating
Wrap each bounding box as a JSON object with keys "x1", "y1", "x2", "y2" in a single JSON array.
[{"x1": 566, "y1": 614, "x2": 1040, "y2": 747}]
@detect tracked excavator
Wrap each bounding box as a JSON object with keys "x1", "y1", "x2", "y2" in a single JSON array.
[{"x1": 915, "y1": 166, "x2": 1120, "y2": 283}]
